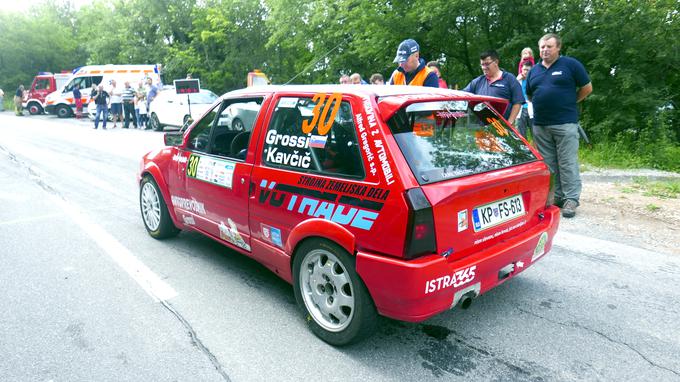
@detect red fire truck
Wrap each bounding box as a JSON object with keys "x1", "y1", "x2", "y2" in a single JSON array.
[{"x1": 23, "y1": 72, "x2": 72, "y2": 115}]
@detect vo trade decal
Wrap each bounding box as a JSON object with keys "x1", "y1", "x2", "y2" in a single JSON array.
[{"x1": 257, "y1": 179, "x2": 383, "y2": 231}]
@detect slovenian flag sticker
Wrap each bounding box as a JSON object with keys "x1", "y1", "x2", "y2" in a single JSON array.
[{"x1": 309, "y1": 135, "x2": 328, "y2": 149}]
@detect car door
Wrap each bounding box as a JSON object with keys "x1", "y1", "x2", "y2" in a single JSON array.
[{"x1": 180, "y1": 96, "x2": 267, "y2": 251}]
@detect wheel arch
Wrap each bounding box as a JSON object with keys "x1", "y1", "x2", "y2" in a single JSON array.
[
  {"x1": 140, "y1": 163, "x2": 180, "y2": 227},
  {"x1": 286, "y1": 219, "x2": 357, "y2": 277}
]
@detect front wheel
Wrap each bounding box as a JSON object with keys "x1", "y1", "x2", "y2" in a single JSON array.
[
  {"x1": 150, "y1": 113, "x2": 163, "y2": 131},
  {"x1": 28, "y1": 102, "x2": 43, "y2": 115},
  {"x1": 140, "y1": 176, "x2": 180, "y2": 239},
  {"x1": 293, "y1": 238, "x2": 378, "y2": 346}
]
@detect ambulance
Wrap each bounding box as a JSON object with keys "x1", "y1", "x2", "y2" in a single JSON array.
[{"x1": 44, "y1": 64, "x2": 161, "y2": 118}]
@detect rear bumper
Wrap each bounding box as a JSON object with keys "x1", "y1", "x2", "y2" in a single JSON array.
[{"x1": 356, "y1": 206, "x2": 560, "y2": 322}]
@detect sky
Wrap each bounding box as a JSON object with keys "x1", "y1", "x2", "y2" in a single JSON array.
[{"x1": 1, "y1": 0, "x2": 93, "y2": 13}]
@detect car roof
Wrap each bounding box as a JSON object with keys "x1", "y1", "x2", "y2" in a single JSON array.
[{"x1": 222, "y1": 84, "x2": 510, "y2": 120}]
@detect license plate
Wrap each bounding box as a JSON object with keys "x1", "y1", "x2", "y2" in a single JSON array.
[{"x1": 472, "y1": 194, "x2": 525, "y2": 232}]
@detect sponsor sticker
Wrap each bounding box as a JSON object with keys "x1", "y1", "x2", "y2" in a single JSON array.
[
  {"x1": 457, "y1": 209, "x2": 468, "y2": 232},
  {"x1": 219, "y1": 219, "x2": 251, "y2": 251},
  {"x1": 181, "y1": 215, "x2": 195, "y2": 225},
  {"x1": 425, "y1": 265, "x2": 477, "y2": 294},
  {"x1": 531, "y1": 232, "x2": 549, "y2": 262},
  {"x1": 277, "y1": 97, "x2": 299, "y2": 108},
  {"x1": 187, "y1": 154, "x2": 235, "y2": 189},
  {"x1": 261, "y1": 223, "x2": 283, "y2": 248}
]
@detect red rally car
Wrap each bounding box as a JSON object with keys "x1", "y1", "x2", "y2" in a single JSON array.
[{"x1": 138, "y1": 85, "x2": 560, "y2": 346}]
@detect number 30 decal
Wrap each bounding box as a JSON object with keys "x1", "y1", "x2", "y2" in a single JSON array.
[{"x1": 301, "y1": 93, "x2": 342, "y2": 136}]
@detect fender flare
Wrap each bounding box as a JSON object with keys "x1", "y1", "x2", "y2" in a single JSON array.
[{"x1": 286, "y1": 218, "x2": 356, "y2": 261}]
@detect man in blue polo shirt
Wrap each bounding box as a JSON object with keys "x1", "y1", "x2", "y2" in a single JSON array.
[
  {"x1": 526, "y1": 33, "x2": 592, "y2": 218},
  {"x1": 463, "y1": 50, "x2": 524, "y2": 124}
]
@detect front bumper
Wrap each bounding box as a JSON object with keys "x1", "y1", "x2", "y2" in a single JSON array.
[
  {"x1": 44, "y1": 105, "x2": 57, "y2": 114},
  {"x1": 356, "y1": 206, "x2": 560, "y2": 322}
]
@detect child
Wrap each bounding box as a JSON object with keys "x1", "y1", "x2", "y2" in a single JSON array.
[
  {"x1": 517, "y1": 47, "x2": 535, "y2": 75},
  {"x1": 138, "y1": 95, "x2": 148, "y2": 129}
]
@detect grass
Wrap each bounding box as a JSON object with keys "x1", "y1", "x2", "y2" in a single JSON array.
[
  {"x1": 646, "y1": 204, "x2": 661, "y2": 212},
  {"x1": 579, "y1": 141, "x2": 680, "y2": 173},
  {"x1": 632, "y1": 177, "x2": 680, "y2": 199}
]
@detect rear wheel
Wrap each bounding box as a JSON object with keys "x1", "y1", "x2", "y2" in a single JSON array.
[
  {"x1": 140, "y1": 176, "x2": 180, "y2": 239},
  {"x1": 28, "y1": 102, "x2": 43, "y2": 115},
  {"x1": 56, "y1": 105, "x2": 72, "y2": 118},
  {"x1": 150, "y1": 113, "x2": 163, "y2": 131},
  {"x1": 293, "y1": 238, "x2": 377, "y2": 346}
]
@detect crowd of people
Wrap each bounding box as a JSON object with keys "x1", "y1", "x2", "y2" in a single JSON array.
[
  {"x1": 89, "y1": 77, "x2": 158, "y2": 130},
  {"x1": 340, "y1": 34, "x2": 592, "y2": 218}
]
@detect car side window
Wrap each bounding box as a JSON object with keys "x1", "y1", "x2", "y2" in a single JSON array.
[
  {"x1": 186, "y1": 103, "x2": 220, "y2": 152},
  {"x1": 262, "y1": 95, "x2": 364, "y2": 178},
  {"x1": 208, "y1": 98, "x2": 263, "y2": 160}
]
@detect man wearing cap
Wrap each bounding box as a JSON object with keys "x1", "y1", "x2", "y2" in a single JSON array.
[
  {"x1": 463, "y1": 50, "x2": 524, "y2": 125},
  {"x1": 389, "y1": 39, "x2": 439, "y2": 87}
]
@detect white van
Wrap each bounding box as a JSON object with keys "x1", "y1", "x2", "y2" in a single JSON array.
[{"x1": 44, "y1": 64, "x2": 161, "y2": 118}]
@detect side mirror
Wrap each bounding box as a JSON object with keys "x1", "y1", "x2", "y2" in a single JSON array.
[{"x1": 164, "y1": 132, "x2": 183, "y2": 147}]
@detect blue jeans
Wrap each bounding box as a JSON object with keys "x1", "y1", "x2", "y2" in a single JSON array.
[
  {"x1": 94, "y1": 104, "x2": 108, "y2": 129},
  {"x1": 135, "y1": 108, "x2": 141, "y2": 127},
  {"x1": 532, "y1": 123, "x2": 581, "y2": 203}
]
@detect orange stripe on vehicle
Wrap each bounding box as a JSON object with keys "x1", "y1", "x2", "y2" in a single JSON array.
[
  {"x1": 116, "y1": 70, "x2": 127, "y2": 73},
  {"x1": 66, "y1": 98, "x2": 73, "y2": 103},
  {"x1": 143, "y1": 70, "x2": 152, "y2": 73},
  {"x1": 130, "y1": 70, "x2": 141, "y2": 73},
  {"x1": 103, "y1": 70, "x2": 114, "y2": 73},
  {"x1": 90, "y1": 70, "x2": 101, "y2": 74}
]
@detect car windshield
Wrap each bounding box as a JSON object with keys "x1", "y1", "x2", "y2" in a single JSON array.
[
  {"x1": 386, "y1": 100, "x2": 537, "y2": 184},
  {"x1": 188, "y1": 91, "x2": 218, "y2": 104}
]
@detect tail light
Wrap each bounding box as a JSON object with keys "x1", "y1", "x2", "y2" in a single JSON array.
[
  {"x1": 546, "y1": 172, "x2": 556, "y2": 207},
  {"x1": 404, "y1": 188, "x2": 436, "y2": 259}
]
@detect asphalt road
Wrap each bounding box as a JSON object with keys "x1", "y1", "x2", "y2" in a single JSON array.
[{"x1": 1, "y1": 112, "x2": 679, "y2": 382}]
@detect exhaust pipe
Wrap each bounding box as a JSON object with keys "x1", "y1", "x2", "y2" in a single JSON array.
[
  {"x1": 451, "y1": 283, "x2": 481, "y2": 310},
  {"x1": 458, "y1": 292, "x2": 476, "y2": 309}
]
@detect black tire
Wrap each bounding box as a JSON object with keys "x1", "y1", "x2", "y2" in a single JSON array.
[
  {"x1": 56, "y1": 105, "x2": 72, "y2": 118},
  {"x1": 139, "y1": 176, "x2": 180, "y2": 239},
  {"x1": 293, "y1": 238, "x2": 378, "y2": 346},
  {"x1": 28, "y1": 102, "x2": 43, "y2": 115},
  {"x1": 232, "y1": 118, "x2": 245, "y2": 131},
  {"x1": 150, "y1": 113, "x2": 164, "y2": 131}
]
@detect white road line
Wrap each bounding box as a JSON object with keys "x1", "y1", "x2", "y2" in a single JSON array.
[
  {"x1": 51, "y1": 194, "x2": 177, "y2": 302},
  {"x1": 0, "y1": 213, "x2": 63, "y2": 226}
]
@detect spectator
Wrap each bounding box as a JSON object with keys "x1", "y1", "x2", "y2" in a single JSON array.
[
  {"x1": 14, "y1": 85, "x2": 25, "y2": 116},
  {"x1": 73, "y1": 84, "x2": 82, "y2": 119},
  {"x1": 516, "y1": 61, "x2": 534, "y2": 138},
  {"x1": 389, "y1": 39, "x2": 439, "y2": 87},
  {"x1": 0, "y1": 88, "x2": 4, "y2": 111},
  {"x1": 109, "y1": 79, "x2": 123, "y2": 128},
  {"x1": 369, "y1": 73, "x2": 385, "y2": 85},
  {"x1": 517, "y1": 47, "x2": 535, "y2": 75},
  {"x1": 526, "y1": 33, "x2": 592, "y2": 218},
  {"x1": 138, "y1": 94, "x2": 148, "y2": 129},
  {"x1": 339, "y1": 75, "x2": 350, "y2": 84},
  {"x1": 134, "y1": 81, "x2": 146, "y2": 128},
  {"x1": 121, "y1": 81, "x2": 137, "y2": 129},
  {"x1": 145, "y1": 78, "x2": 158, "y2": 110},
  {"x1": 426, "y1": 61, "x2": 448, "y2": 88},
  {"x1": 92, "y1": 84, "x2": 110, "y2": 130},
  {"x1": 350, "y1": 73, "x2": 367, "y2": 84},
  {"x1": 463, "y1": 50, "x2": 524, "y2": 124}
]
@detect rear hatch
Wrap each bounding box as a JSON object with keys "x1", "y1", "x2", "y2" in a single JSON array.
[{"x1": 385, "y1": 99, "x2": 550, "y2": 260}]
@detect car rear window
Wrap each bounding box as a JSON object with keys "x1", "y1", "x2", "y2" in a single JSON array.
[{"x1": 386, "y1": 101, "x2": 537, "y2": 184}]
